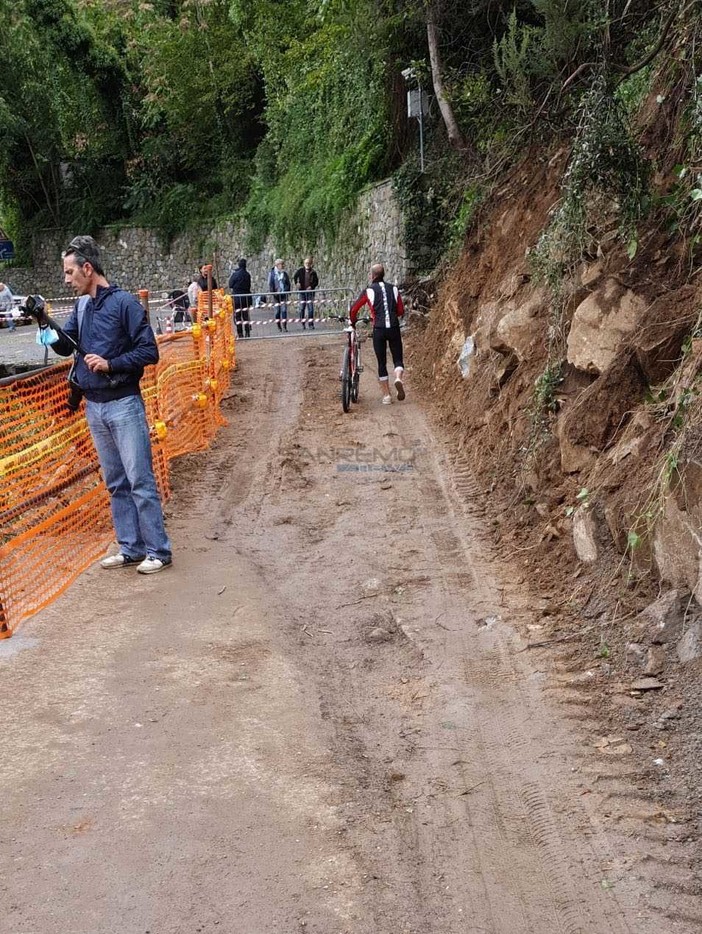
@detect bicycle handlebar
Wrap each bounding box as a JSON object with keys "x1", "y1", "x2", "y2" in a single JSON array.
[{"x1": 329, "y1": 314, "x2": 371, "y2": 325}]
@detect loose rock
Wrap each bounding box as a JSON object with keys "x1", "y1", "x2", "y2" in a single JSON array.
[
  {"x1": 677, "y1": 619, "x2": 702, "y2": 663},
  {"x1": 634, "y1": 590, "x2": 684, "y2": 645},
  {"x1": 644, "y1": 645, "x2": 666, "y2": 676}
]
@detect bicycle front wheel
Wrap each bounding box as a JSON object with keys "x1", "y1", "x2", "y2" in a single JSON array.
[
  {"x1": 341, "y1": 347, "x2": 352, "y2": 413},
  {"x1": 351, "y1": 343, "x2": 360, "y2": 403}
]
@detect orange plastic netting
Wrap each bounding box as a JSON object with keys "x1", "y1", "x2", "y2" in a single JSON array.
[{"x1": 0, "y1": 291, "x2": 235, "y2": 637}]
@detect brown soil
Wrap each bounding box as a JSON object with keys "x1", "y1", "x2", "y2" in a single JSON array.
[
  {"x1": 1, "y1": 336, "x2": 700, "y2": 933},
  {"x1": 409, "y1": 140, "x2": 702, "y2": 893}
]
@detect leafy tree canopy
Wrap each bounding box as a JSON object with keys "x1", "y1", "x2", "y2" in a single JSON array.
[{"x1": 0, "y1": 0, "x2": 691, "y2": 259}]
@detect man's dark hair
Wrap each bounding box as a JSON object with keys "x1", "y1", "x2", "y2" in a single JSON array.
[{"x1": 64, "y1": 235, "x2": 105, "y2": 276}]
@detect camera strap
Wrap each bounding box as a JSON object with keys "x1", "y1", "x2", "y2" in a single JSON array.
[
  {"x1": 76, "y1": 294, "x2": 90, "y2": 348},
  {"x1": 66, "y1": 295, "x2": 91, "y2": 376}
]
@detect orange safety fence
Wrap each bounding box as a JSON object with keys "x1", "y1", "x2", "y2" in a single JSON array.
[{"x1": 0, "y1": 290, "x2": 235, "y2": 638}]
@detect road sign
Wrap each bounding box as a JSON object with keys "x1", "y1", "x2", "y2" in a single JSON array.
[
  {"x1": 0, "y1": 228, "x2": 14, "y2": 260},
  {"x1": 407, "y1": 88, "x2": 428, "y2": 119}
]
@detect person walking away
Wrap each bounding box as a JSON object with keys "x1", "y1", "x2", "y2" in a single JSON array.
[
  {"x1": 38, "y1": 235, "x2": 172, "y2": 574},
  {"x1": 267, "y1": 258, "x2": 290, "y2": 332},
  {"x1": 293, "y1": 256, "x2": 319, "y2": 329},
  {"x1": 349, "y1": 263, "x2": 406, "y2": 405},
  {"x1": 228, "y1": 258, "x2": 253, "y2": 338},
  {"x1": 0, "y1": 281, "x2": 15, "y2": 331}
]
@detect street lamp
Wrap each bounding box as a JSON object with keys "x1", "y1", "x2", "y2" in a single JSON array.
[{"x1": 402, "y1": 66, "x2": 426, "y2": 172}]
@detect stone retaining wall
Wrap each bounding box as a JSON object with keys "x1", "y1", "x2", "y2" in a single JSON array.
[{"x1": 4, "y1": 180, "x2": 406, "y2": 299}]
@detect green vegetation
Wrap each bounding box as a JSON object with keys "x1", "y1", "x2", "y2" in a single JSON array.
[{"x1": 0, "y1": 1, "x2": 695, "y2": 266}]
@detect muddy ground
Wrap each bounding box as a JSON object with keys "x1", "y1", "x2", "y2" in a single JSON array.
[{"x1": 1, "y1": 335, "x2": 700, "y2": 933}]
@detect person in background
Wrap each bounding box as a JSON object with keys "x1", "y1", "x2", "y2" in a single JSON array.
[
  {"x1": 196, "y1": 262, "x2": 217, "y2": 292},
  {"x1": 168, "y1": 288, "x2": 189, "y2": 328},
  {"x1": 228, "y1": 258, "x2": 253, "y2": 338},
  {"x1": 267, "y1": 258, "x2": 290, "y2": 332},
  {"x1": 187, "y1": 275, "x2": 202, "y2": 315},
  {"x1": 349, "y1": 263, "x2": 406, "y2": 406},
  {"x1": 38, "y1": 235, "x2": 172, "y2": 574},
  {"x1": 0, "y1": 281, "x2": 15, "y2": 331},
  {"x1": 293, "y1": 256, "x2": 319, "y2": 329}
]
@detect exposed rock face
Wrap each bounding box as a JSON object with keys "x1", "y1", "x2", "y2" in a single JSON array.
[
  {"x1": 572, "y1": 507, "x2": 598, "y2": 563},
  {"x1": 567, "y1": 278, "x2": 648, "y2": 375},
  {"x1": 634, "y1": 286, "x2": 697, "y2": 382},
  {"x1": 634, "y1": 590, "x2": 684, "y2": 645},
  {"x1": 490, "y1": 289, "x2": 549, "y2": 361},
  {"x1": 557, "y1": 351, "x2": 647, "y2": 473},
  {"x1": 653, "y1": 463, "x2": 702, "y2": 599},
  {"x1": 678, "y1": 620, "x2": 702, "y2": 663},
  {"x1": 473, "y1": 301, "x2": 502, "y2": 353},
  {"x1": 652, "y1": 498, "x2": 700, "y2": 592}
]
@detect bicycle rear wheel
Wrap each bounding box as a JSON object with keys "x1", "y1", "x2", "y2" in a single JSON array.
[{"x1": 341, "y1": 348, "x2": 352, "y2": 413}]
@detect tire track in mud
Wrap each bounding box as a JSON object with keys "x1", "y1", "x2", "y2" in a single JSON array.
[
  {"x1": 204, "y1": 338, "x2": 700, "y2": 933},
  {"x1": 376, "y1": 418, "x2": 630, "y2": 934},
  {"x1": 426, "y1": 420, "x2": 702, "y2": 934}
]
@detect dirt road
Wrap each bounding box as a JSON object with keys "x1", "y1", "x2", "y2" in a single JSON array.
[{"x1": 1, "y1": 336, "x2": 698, "y2": 933}]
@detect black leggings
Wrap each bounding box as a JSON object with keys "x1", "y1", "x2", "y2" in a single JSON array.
[{"x1": 373, "y1": 326, "x2": 404, "y2": 380}]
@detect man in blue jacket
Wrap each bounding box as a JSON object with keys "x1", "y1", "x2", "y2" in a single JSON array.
[
  {"x1": 43, "y1": 236, "x2": 172, "y2": 574},
  {"x1": 267, "y1": 258, "x2": 290, "y2": 332}
]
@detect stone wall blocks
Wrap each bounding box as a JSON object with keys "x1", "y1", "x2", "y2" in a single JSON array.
[{"x1": 9, "y1": 179, "x2": 405, "y2": 295}]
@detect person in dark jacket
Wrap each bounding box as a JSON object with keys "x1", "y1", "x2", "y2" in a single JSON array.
[
  {"x1": 267, "y1": 259, "x2": 290, "y2": 332},
  {"x1": 41, "y1": 235, "x2": 172, "y2": 574},
  {"x1": 293, "y1": 256, "x2": 319, "y2": 329},
  {"x1": 228, "y1": 258, "x2": 252, "y2": 338},
  {"x1": 349, "y1": 263, "x2": 406, "y2": 405},
  {"x1": 196, "y1": 263, "x2": 218, "y2": 292}
]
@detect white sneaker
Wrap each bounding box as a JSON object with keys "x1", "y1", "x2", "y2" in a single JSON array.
[
  {"x1": 137, "y1": 556, "x2": 173, "y2": 575},
  {"x1": 100, "y1": 553, "x2": 145, "y2": 569},
  {"x1": 382, "y1": 395, "x2": 392, "y2": 405},
  {"x1": 394, "y1": 379, "x2": 405, "y2": 401}
]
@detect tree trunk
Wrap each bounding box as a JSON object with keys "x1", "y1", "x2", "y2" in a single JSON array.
[{"x1": 426, "y1": 11, "x2": 471, "y2": 155}]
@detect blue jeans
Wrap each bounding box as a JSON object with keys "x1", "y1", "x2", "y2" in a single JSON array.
[
  {"x1": 299, "y1": 292, "x2": 315, "y2": 325},
  {"x1": 274, "y1": 299, "x2": 288, "y2": 327},
  {"x1": 86, "y1": 395, "x2": 172, "y2": 561}
]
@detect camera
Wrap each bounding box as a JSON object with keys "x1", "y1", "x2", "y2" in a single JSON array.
[
  {"x1": 66, "y1": 379, "x2": 83, "y2": 412},
  {"x1": 66, "y1": 360, "x2": 83, "y2": 412},
  {"x1": 21, "y1": 294, "x2": 48, "y2": 324}
]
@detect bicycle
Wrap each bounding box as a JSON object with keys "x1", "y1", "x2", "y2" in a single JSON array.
[{"x1": 332, "y1": 315, "x2": 369, "y2": 412}]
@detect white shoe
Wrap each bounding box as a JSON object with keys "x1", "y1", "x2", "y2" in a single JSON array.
[
  {"x1": 382, "y1": 395, "x2": 392, "y2": 405},
  {"x1": 100, "y1": 553, "x2": 145, "y2": 569},
  {"x1": 394, "y1": 379, "x2": 405, "y2": 401},
  {"x1": 137, "y1": 556, "x2": 173, "y2": 575}
]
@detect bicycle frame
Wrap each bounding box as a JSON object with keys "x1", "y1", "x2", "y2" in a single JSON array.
[{"x1": 339, "y1": 316, "x2": 368, "y2": 412}]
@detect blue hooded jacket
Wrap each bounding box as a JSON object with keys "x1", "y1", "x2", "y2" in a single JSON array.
[{"x1": 52, "y1": 284, "x2": 159, "y2": 402}]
